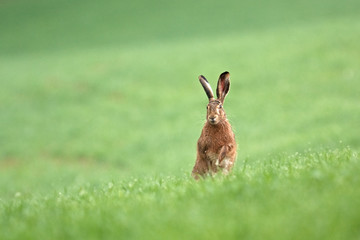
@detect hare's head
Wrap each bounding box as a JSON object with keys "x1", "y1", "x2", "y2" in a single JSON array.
[{"x1": 199, "y1": 72, "x2": 230, "y2": 125}]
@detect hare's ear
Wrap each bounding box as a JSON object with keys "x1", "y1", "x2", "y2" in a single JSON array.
[
  {"x1": 216, "y1": 71, "x2": 230, "y2": 103},
  {"x1": 199, "y1": 75, "x2": 214, "y2": 100}
]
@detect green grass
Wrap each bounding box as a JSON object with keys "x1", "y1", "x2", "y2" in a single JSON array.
[
  {"x1": 1, "y1": 0, "x2": 360, "y2": 239},
  {"x1": 1, "y1": 148, "x2": 359, "y2": 239}
]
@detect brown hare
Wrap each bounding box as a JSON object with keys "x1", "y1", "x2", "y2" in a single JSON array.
[{"x1": 192, "y1": 71, "x2": 237, "y2": 179}]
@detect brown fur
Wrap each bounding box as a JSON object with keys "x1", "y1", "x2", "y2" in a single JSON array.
[{"x1": 192, "y1": 72, "x2": 237, "y2": 179}]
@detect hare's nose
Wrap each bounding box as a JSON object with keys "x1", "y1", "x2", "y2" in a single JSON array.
[{"x1": 209, "y1": 116, "x2": 217, "y2": 122}]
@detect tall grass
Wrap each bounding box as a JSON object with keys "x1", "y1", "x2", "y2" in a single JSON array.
[{"x1": 1, "y1": 148, "x2": 359, "y2": 239}]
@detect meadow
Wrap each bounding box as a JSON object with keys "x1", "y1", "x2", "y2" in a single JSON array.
[{"x1": 1, "y1": 0, "x2": 360, "y2": 239}]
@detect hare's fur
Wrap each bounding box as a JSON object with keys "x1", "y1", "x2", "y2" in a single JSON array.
[{"x1": 192, "y1": 72, "x2": 237, "y2": 179}]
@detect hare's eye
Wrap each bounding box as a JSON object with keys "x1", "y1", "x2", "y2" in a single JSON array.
[{"x1": 219, "y1": 105, "x2": 223, "y2": 109}]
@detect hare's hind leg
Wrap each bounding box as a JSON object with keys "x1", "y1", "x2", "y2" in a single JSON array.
[{"x1": 192, "y1": 156, "x2": 208, "y2": 179}]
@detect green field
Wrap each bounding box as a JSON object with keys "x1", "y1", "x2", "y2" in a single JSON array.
[{"x1": 1, "y1": 0, "x2": 360, "y2": 239}]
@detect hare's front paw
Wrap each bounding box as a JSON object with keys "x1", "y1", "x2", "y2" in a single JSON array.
[{"x1": 218, "y1": 157, "x2": 232, "y2": 169}]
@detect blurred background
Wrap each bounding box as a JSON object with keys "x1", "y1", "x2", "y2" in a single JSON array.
[{"x1": 1, "y1": 0, "x2": 360, "y2": 196}]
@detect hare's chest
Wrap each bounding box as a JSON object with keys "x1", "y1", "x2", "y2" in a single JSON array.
[{"x1": 202, "y1": 137, "x2": 221, "y2": 157}]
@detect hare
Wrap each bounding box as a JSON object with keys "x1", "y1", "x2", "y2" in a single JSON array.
[{"x1": 192, "y1": 71, "x2": 237, "y2": 179}]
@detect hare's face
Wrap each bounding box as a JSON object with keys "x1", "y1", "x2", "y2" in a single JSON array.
[{"x1": 206, "y1": 100, "x2": 225, "y2": 125}]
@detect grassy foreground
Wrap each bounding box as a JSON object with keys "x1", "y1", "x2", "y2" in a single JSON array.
[{"x1": 1, "y1": 147, "x2": 359, "y2": 240}]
